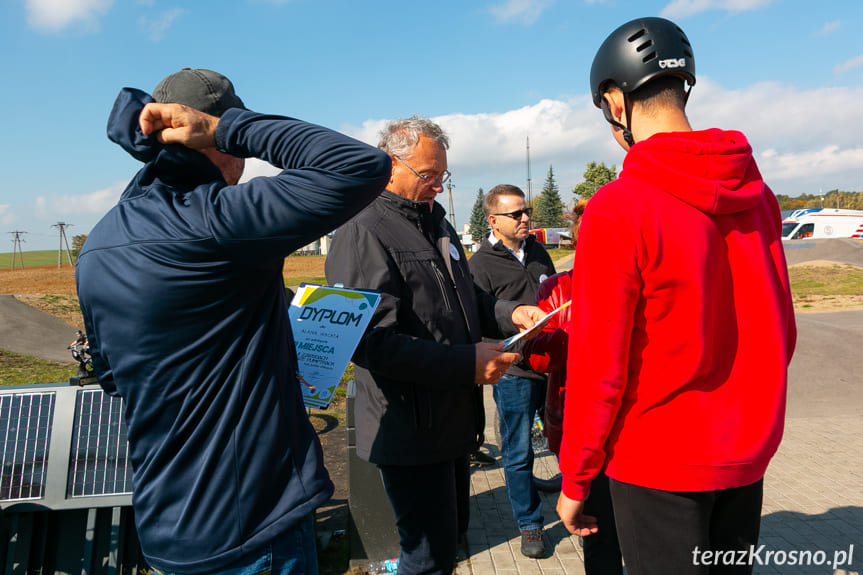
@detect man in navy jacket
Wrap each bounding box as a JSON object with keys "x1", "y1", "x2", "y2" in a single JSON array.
[{"x1": 76, "y1": 69, "x2": 391, "y2": 574}]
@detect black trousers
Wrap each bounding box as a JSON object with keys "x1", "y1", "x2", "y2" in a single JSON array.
[
  {"x1": 582, "y1": 471, "x2": 623, "y2": 575},
  {"x1": 609, "y1": 477, "x2": 763, "y2": 575},
  {"x1": 378, "y1": 455, "x2": 470, "y2": 575}
]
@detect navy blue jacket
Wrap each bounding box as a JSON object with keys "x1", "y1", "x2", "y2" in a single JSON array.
[{"x1": 76, "y1": 88, "x2": 390, "y2": 572}]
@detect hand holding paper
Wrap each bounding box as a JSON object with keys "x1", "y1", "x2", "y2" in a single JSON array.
[
  {"x1": 474, "y1": 342, "x2": 521, "y2": 385},
  {"x1": 503, "y1": 300, "x2": 572, "y2": 351},
  {"x1": 511, "y1": 305, "x2": 545, "y2": 331}
]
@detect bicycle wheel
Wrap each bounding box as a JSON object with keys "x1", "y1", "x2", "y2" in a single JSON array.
[
  {"x1": 530, "y1": 414, "x2": 562, "y2": 492},
  {"x1": 493, "y1": 410, "x2": 562, "y2": 492}
]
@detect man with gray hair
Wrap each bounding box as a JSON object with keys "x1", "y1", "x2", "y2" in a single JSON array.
[{"x1": 326, "y1": 116, "x2": 542, "y2": 575}]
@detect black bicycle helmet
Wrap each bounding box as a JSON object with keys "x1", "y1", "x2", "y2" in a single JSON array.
[{"x1": 590, "y1": 16, "x2": 695, "y2": 108}]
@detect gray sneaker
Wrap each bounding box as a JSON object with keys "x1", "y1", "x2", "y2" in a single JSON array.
[{"x1": 520, "y1": 528, "x2": 546, "y2": 558}]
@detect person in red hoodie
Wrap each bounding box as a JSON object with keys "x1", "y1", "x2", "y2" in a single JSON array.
[
  {"x1": 555, "y1": 17, "x2": 797, "y2": 575},
  {"x1": 524, "y1": 200, "x2": 623, "y2": 575}
]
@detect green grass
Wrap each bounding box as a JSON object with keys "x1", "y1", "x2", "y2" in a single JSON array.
[
  {"x1": 788, "y1": 264, "x2": 863, "y2": 296},
  {"x1": 0, "y1": 250, "x2": 76, "y2": 268},
  {"x1": 546, "y1": 247, "x2": 573, "y2": 261},
  {"x1": 284, "y1": 276, "x2": 328, "y2": 287},
  {"x1": 0, "y1": 349, "x2": 77, "y2": 387}
]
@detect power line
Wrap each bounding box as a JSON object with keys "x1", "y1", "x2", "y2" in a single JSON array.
[
  {"x1": 447, "y1": 179, "x2": 456, "y2": 230},
  {"x1": 52, "y1": 222, "x2": 74, "y2": 268},
  {"x1": 8, "y1": 231, "x2": 26, "y2": 270}
]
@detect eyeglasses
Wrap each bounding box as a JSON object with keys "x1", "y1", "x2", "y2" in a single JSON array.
[
  {"x1": 393, "y1": 155, "x2": 451, "y2": 186},
  {"x1": 493, "y1": 207, "x2": 533, "y2": 220}
]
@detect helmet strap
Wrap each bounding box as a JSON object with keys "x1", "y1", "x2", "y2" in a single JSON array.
[
  {"x1": 601, "y1": 95, "x2": 636, "y2": 147},
  {"x1": 622, "y1": 94, "x2": 635, "y2": 147}
]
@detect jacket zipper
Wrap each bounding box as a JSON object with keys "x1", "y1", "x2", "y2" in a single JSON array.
[{"x1": 431, "y1": 262, "x2": 454, "y2": 313}]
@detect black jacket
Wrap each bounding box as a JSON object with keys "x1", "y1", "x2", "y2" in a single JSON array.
[
  {"x1": 469, "y1": 233, "x2": 556, "y2": 380},
  {"x1": 326, "y1": 191, "x2": 518, "y2": 465}
]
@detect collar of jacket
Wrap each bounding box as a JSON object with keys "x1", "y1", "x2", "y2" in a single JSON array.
[
  {"x1": 379, "y1": 190, "x2": 446, "y2": 224},
  {"x1": 150, "y1": 146, "x2": 223, "y2": 189},
  {"x1": 484, "y1": 232, "x2": 537, "y2": 258}
]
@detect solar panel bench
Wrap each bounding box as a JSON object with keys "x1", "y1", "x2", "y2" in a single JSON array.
[{"x1": 0, "y1": 381, "x2": 146, "y2": 575}]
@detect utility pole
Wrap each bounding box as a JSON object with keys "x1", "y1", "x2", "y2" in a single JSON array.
[
  {"x1": 52, "y1": 222, "x2": 74, "y2": 268},
  {"x1": 9, "y1": 231, "x2": 25, "y2": 270},
  {"x1": 526, "y1": 136, "x2": 533, "y2": 207},
  {"x1": 447, "y1": 179, "x2": 456, "y2": 230}
]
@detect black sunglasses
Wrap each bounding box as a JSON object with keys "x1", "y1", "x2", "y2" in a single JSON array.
[{"x1": 493, "y1": 207, "x2": 532, "y2": 220}]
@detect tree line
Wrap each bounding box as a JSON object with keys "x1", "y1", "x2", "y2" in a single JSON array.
[{"x1": 775, "y1": 190, "x2": 863, "y2": 211}]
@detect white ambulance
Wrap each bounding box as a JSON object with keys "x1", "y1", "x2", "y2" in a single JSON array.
[{"x1": 781, "y1": 208, "x2": 863, "y2": 240}]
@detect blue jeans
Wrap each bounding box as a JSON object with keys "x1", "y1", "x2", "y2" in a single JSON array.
[
  {"x1": 151, "y1": 513, "x2": 318, "y2": 575},
  {"x1": 493, "y1": 374, "x2": 545, "y2": 531}
]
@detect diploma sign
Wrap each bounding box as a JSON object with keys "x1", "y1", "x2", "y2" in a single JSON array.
[{"x1": 289, "y1": 283, "x2": 380, "y2": 409}]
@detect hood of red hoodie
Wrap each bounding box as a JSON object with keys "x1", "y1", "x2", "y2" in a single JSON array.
[{"x1": 620, "y1": 128, "x2": 765, "y2": 216}]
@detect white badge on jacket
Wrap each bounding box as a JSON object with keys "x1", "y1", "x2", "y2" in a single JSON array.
[{"x1": 449, "y1": 244, "x2": 460, "y2": 261}]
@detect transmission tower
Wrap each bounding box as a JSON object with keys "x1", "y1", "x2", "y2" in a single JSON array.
[
  {"x1": 447, "y1": 179, "x2": 456, "y2": 230},
  {"x1": 526, "y1": 136, "x2": 533, "y2": 207},
  {"x1": 9, "y1": 231, "x2": 25, "y2": 270},
  {"x1": 52, "y1": 222, "x2": 74, "y2": 268}
]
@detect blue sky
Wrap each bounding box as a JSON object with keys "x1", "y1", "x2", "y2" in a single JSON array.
[{"x1": 3, "y1": 0, "x2": 863, "y2": 250}]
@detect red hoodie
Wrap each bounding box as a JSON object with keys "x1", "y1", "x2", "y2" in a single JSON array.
[{"x1": 559, "y1": 129, "x2": 797, "y2": 500}]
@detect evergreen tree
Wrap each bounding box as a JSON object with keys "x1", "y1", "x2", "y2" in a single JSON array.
[
  {"x1": 533, "y1": 165, "x2": 565, "y2": 227},
  {"x1": 572, "y1": 161, "x2": 617, "y2": 199},
  {"x1": 468, "y1": 188, "x2": 490, "y2": 242}
]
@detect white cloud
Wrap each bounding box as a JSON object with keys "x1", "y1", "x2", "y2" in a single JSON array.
[
  {"x1": 661, "y1": 0, "x2": 773, "y2": 19},
  {"x1": 0, "y1": 205, "x2": 13, "y2": 226},
  {"x1": 488, "y1": 0, "x2": 555, "y2": 25},
  {"x1": 239, "y1": 158, "x2": 280, "y2": 183},
  {"x1": 338, "y1": 79, "x2": 863, "y2": 224},
  {"x1": 26, "y1": 0, "x2": 113, "y2": 32},
  {"x1": 818, "y1": 20, "x2": 840, "y2": 36},
  {"x1": 834, "y1": 54, "x2": 863, "y2": 75},
  {"x1": 687, "y1": 78, "x2": 863, "y2": 193},
  {"x1": 342, "y1": 97, "x2": 618, "y2": 214},
  {"x1": 139, "y1": 8, "x2": 185, "y2": 42},
  {"x1": 33, "y1": 80, "x2": 859, "y2": 247},
  {"x1": 758, "y1": 146, "x2": 863, "y2": 183},
  {"x1": 34, "y1": 181, "x2": 126, "y2": 220}
]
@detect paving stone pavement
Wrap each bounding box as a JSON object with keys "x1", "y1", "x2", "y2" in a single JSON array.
[{"x1": 454, "y1": 386, "x2": 862, "y2": 575}]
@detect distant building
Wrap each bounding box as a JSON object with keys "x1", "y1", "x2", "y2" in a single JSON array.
[
  {"x1": 458, "y1": 223, "x2": 479, "y2": 253},
  {"x1": 295, "y1": 234, "x2": 333, "y2": 256}
]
